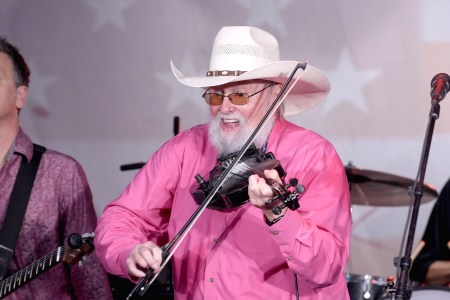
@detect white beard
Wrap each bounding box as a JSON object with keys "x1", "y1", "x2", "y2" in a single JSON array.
[{"x1": 208, "y1": 111, "x2": 275, "y2": 156}]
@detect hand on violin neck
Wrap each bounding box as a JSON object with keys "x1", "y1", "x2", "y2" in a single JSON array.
[
  {"x1": 248, "y1": 169, "x2": 289, "y2": 222},
  {"x1": 248, "y1": 170, "x2": 283, "y2": 210},
  {"x1": 248, "y1": 169, "x2": 279, "y2": 201}
]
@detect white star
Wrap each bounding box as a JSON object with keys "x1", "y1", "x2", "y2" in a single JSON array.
[
  {"x1": 322, "y1": 48, "x2": 381, "y2": 115},
  {"x1": 83, "y1": 0, "x2": 136, "y2": 32},
  {"x1": 27, "y1": 62, "x2": 59, "y2": 116},
  {"x1": 235, "y1": 0, "x2": 292, "y2": 35},
  {"x1": 157, "y1": 55, "x2": 208, "y2": 115}
]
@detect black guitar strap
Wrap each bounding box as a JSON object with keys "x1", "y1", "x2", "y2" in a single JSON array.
[{"x1": 0, "y1": 144, "x2": 46, "y2": 278}]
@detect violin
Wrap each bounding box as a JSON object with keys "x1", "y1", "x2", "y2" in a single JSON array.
[{"x1": 190, "y1": 145, "x2": 305, "y2": 214}]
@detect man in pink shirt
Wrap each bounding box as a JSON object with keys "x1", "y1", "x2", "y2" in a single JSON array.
[{"x1": 95, "y1": 26, "x2": 352, "y2": 299}]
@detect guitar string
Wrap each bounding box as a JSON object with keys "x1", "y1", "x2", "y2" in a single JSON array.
[{"x1": 0, "y1": 245, "x2": 67, "y2": 292}]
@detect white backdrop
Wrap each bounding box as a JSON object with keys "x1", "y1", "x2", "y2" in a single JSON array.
[{"x1": 1, "y1": 0, "x2": 449, "y2": 279}]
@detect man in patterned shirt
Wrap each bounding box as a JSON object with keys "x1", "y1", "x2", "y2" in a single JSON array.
[{"x1": 0, "y1": 36, "x2": 113, "y2": 299}]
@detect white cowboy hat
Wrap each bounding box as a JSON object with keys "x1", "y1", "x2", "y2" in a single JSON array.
[{"x1": 171, "y1": 26, "x2": 330, "y2": 116}]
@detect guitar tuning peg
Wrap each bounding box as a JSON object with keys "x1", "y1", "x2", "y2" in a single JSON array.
[
  {"x1": 78, "y1": 255, "x2": 89, "y2": 267},
  {"x1": 68, "y1": 233, "x2": 82, "y2": 249},
  {"x1": 81, "y1": 232, "x2": 95, "y2": 238}
]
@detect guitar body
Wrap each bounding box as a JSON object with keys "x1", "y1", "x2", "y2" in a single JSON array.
[{"x1": 0, "y1": 233, "x2": 94, "y2": 299}]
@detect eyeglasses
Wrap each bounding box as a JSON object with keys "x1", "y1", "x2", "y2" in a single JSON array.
[{"x1": 202, "y1": 83, "x2": 274, "y2": 106}]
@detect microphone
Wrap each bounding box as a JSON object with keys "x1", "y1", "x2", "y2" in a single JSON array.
[{"x1": 430, "y1": 73, "x2": 450, "y2": 101}]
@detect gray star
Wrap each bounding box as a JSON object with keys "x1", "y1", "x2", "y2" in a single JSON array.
[
  {"x1": 27, "y1": 62, "x2": 59, "y2": 117},
  {"x1": 83, "y1": 0, "x2": 136, "y2": 31},
  {"x1": 235, "y1": 0, "x2": 292, "y2": 35},
  {"x1": 323, "y1": 48, "x2": 381, "y2": 115},
  {"x1": 157, "y1": 55, "x2": 208, "y2": 115}
]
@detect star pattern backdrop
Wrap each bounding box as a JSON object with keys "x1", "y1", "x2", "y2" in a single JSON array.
[{"x1": 1, "y1": 0, "x2": 449, "y2": 279}]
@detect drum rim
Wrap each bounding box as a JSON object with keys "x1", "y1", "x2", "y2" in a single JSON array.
[
  {"x1": 346, "y1": 273, "x2": 388, "y2": 283},
  {"x1": 412, "y1": 285, "x2": 450, "y2": 293}
]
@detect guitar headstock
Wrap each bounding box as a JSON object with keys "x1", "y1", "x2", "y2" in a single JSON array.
[{"x1": 62, "y1": 232, "x2": 95, "y2": 266}]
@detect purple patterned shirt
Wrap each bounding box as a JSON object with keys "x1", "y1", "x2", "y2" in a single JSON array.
[{"x1": 0, "y1": 128, "x2": 113, "y2": 300}]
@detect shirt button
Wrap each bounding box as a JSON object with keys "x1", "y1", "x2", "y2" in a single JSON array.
[
  {"x1": 213, "y1": 238, "x2": 219, "y2": 243},
  {"x1": 271, "y1": 231, "x2": 279, "y2": 236},
  {"x1": 209, "y1": 277, "x2": 214, "y2": 283}
]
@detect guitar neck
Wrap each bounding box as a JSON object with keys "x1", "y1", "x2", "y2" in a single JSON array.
[{"x1": 0, "y1": 245, "x2": 66, "y2": 298}]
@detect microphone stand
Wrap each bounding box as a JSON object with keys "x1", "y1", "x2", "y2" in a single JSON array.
[
  {"x1": 126, "y1": 63, "x2": 307, "y2": 299},
  {"x1": 393, "y1": 77, "x2": 448, "y2": 299}
]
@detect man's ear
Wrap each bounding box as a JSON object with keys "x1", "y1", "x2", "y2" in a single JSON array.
[{"x1": 15, "y1": 85, "x2": 28, "y2": 109}]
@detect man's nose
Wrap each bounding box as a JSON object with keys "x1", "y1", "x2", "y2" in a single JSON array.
[{"x1": 220, "y1": 96, "x2": 235, "y2": 113}]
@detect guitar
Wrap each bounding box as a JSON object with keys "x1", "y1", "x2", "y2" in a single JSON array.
[{"x1": 0, "y1": 233, "x2": 95, "y2": 299}]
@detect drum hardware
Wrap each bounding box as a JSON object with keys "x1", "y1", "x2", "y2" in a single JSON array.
[
  {"x1": 409, "y1": 285, "x2": 450, "y2": 299},
  {"x1": 346, "y1": 73, "x2": 450, "y2": 299},
  {"x1": 346, "y1": 273, "x2": 393, "y2": 300}
]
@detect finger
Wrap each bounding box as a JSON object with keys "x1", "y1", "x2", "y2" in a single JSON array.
[
  {"x1": 126, "y1": 257, "x2": 147, "y2": 278},
  {"x1": 248, "y1": 174, "x2": 261, "y2": 195},
  {"x1": 257, "y1": 179, "x2": 273, "y2": 197},
  {"x1": 139, "y1": 242, "x2": 163, "y2": 270},
  {"x1": 148, "y1": 244, "x2": 163, "y2": 270},
  {"x1": 264, "y1": 169, "x2": 280, "y2": 182},
  {"x1": 248, "y1": 174, "x2": 260, "y2": 186},
  {"x1": 127, "y1": 242, "x2": 163, "y2": 277}
]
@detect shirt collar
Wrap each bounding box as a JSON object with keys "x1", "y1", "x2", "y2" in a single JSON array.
[
  {"x1": 10, "y1": 128, "x2": 34, "y2": 163},
  {"x1": 267, "y1": 118, "x2": 283, "y2": 148}
]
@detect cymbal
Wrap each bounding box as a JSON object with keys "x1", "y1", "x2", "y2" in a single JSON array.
[{"x1": 345, "y1": 166, "x2": 438, "y2": 206}]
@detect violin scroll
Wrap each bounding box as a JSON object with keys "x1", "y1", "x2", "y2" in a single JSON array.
[{"x1": 263, "y1": 177, "x2": 305, "y2": 215}]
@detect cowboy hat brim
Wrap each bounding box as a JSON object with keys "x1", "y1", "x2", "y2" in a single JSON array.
[{"x1": 170, "y1": 60, "x2": 330, "y2": 116}]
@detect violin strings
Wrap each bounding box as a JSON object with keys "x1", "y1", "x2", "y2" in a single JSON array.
[
  {"x1": 232, "y1": 162, "x2": 265, "y2": 178},
  {"x1": 232, "y1": 162, "x2": 279, "y2": 186}
]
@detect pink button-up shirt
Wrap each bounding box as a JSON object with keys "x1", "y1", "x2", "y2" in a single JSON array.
[{"x1": 95, "y1": 119, "x2": 351, "y2": 299}]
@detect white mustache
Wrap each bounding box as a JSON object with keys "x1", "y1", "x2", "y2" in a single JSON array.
[{"x1": 215, "y1": 111, "x2": 246, "y2": 125}]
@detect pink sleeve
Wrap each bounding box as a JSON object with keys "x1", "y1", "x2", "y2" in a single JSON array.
[
  {"x1": 94, "y1": 137, "x2": 182, "y2": 277},
  {"x1": 269, "y1": 150, "x2": 351, "y2": 287}
]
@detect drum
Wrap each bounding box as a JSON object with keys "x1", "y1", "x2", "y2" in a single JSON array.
[
  {"x1": 411, "y1": 286, "x2": 450, "y2": 299},
  {"x1": 346, "y1": 273, "x2": 390, "y2": 300}
]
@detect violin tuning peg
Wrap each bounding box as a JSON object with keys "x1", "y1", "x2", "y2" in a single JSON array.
[
  {"x1": 289, "y1": 178, "x2": 298, "y2": 187},
  {"x1": 296, "y1": 184, "x2": 305, "y2": 194},
  {"x1": 195, "y1": 174, "x2": 208, "y2": 188},
  {"x1": 289, "y1": 200, "x2": 300, "y2": 211},
  {"x1": 272, "y1": 205, "x2": 285, "y2": 215}
]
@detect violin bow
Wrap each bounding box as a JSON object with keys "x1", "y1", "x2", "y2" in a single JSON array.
[{"x1": 126, "y1": 62, "x2": 307, "y2": 299}]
